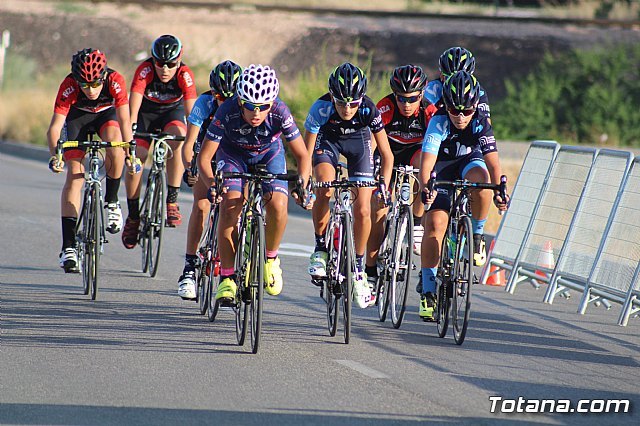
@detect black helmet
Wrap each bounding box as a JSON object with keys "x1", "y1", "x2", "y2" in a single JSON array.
[
  {"x1": 71, "y1": 48, "x2": 107, "y2": 83},
  {"x1": 442, "y1": 71, "x2": 480, "y2": 110},
  {"x1": 390, "y1": 64, "x2": 427, "y2": 93},
  {"x1": 439, "y1": 47, "x2": 476, "y2": 76},
  {"x1": 328, "y1": 62, "x2": 367, "y2": 102},
  {"x1": 151, "y1": 34, "x2": 182, "y2": 62},
  {"x1": 209, "y1": 60, "x2": 242, "y2": 98}
]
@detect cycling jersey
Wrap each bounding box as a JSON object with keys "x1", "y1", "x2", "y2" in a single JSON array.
[
  {"x1": 54, "y1": 69, "x2": 128, "y2": 115},
  {"x1": 205, "y1": 96, "x2": 300, "y2": 155},
  {"x1": 421, "y1": 108, "x2": 497, "y2": 161},
  {"x1": 305, "y1": 94, "x2": 383, "y2": 181},
  {"x1": 377, "y1": 94, "x2": 437, "y2": 146},
  {"x1": 423, "y1": 79, "x2": 491, "y2": 118},
  {"x1": 187, "y1": 91, "x2": 218, "y2": 147},
  {"x1": 130, "y1": 58, "x2": 197, "y2": 110}
]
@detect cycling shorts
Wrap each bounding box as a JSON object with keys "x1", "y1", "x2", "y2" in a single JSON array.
[
  {"x1": 312, "y1": 131, "x2": 374, "y2": 181},
  {"x1": 215, "y1": 144, "x2": 288, "y2": 196},
  {"x1": 62, "y1": 107, "x2": 119, "y2": 160},
  {"x1": 135, "y1": 100, "x2": 186, "y2": 150},
  {"x1": 429, "y1": 150, "x2": 487, "y2": 212}
]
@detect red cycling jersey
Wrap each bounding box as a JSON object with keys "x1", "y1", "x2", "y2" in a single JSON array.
[
  {"x1": 53, "y1": 69, "x2": 128, "y2": 116},
  {"x1": 130, "y1": 58, "x2": 197, "y2": 106},
  {"x1": 376, "y1": 94, "x2": 437, "y2": 145}
]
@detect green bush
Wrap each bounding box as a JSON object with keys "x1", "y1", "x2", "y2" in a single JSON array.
[{"x1": 493, "y1": 44, "x2": 640, "y2": 146}]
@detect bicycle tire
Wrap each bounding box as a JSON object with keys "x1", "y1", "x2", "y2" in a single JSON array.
[
  {"x1": 342, "y1": 213, "x2": 353, "y2": 344},
  {"x1": 391, "y1": 209, "x2": 412, "y2": 329},
  {"x1": 249, "y1": 214, "x2": 265, "y2": 354},
  {"x1": 139, "y1": 173, "x2": 154, "y2": 274},
  {"x1": 148, "y1": 171, "x2": 166, "y2": 277},
  {"x1": 200, "y1": 206, "x2": 219, "y2": 316},
  {"x1": 89, "y1": 182, "x2": 101, "y2": 300},
  {"x1": 235, "y1": 218, "x2": 250, "y2": 346},
  {"x1": 452, "y1": 215, "x2": 473, "y2": 345},
  {"x1": 78, "y1": 189, "x2": 90, "y2": 295},
  {"x1": 436, "y1": 229, "x2": 451, "y2": 338},
  {"x1": 377, "y1": 216, "x2": 392, "y2": 322},
  {"x1": 207, "y1": 208, "x2": 221, "y2": 322},
  {"x1": 326, "y1": 221, "x2": 339, "y2": 336}
]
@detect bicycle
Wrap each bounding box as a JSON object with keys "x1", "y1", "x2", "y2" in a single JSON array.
[
  {"x1": 55, "y1": 134, "x2": 136, "y2": 300},
  {"x1": 426, "y1": 172, "x2": 507, "y2": 345},
  {"x1": 312, "y1": 163, "x2": 377, "y2": 344},
  {"x1": 194, "y1": 188, "x2": 221, "y2": 319},
  {"x1": 212, "y1": 165, "x2": 304, "y2": 354},
  {"x1": 376, "y1": 165, "x2": 419, "y2": 328},
  {"x1": 134, "y1": 131, "x2": 186, "y2": 277}
]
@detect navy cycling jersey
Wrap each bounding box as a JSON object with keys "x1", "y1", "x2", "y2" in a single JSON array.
[
  {"x1": 205, "y1": 96, "x2": 300, "y2": 155},
  {"x1": 423, "y1": 79, "x2": 491, "y2": 118},
  {"x1": 188, "y1": 91, "x2": 219, "y2": 144},
  {"x1": 421, "y1": 108, "x2": 497, "y2": 161},
  {"x1": 304, "y1": 94, "x2": 384, "y2": 138}
]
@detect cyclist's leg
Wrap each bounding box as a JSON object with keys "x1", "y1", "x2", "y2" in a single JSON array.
[
  {"x1": 59, "y1": 154, "x2": 85, "y2": 272},
  {"x1": 420, "y1": 208, "x2": 448, "y2": 319},
  {"x1": 99, "y1": 115, "x2": 126, "y2": 234},
  {"x1": 162, "y1": 106, "x2": 188, "y2": 227},
  {"x1": 460, "y1": 153, "x2": 490, "y2": 266},
  {"x1": 409, "y1": 146, "x2": 424, "y2": 254}
]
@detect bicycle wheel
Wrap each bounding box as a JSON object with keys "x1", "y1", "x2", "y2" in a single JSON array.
[
  {"x1": 377, "y1": 216, "x2": 392, "y2": 322},
  {"x1": 207, "y1": 210, "x2": 221, "y2": 322},
  {"x1": 235, "y1": 219, "x2": 250, "y2": 346},
  {"x1": 249, "y1": 214, "x2": 265, "y2": 354},
  {"x1": 341, "y1": 214, "x2": 353, "y2": 344},
  {"x1": 139, "y1": 173, "x2": 154, "y2": 274},
  {"x1": 325, "y1": 277, "x2": 338, "y2": 337},
  {"x1": 89, "y1": 183, "x2": 101, "y2": 300},
  {"x1": 77, "y1": 189, "x2": 90, "y2": 295},
  {"x1": 452, "y1": 215, "x2": 473, "y2": 345},
  {"x1": 148, "y1": 171, "x2": 166, "y2": 277},
  {"x1": 200, "y1": 207, "x2": 219, "y2": 316},
  {"x1": 390, "y1": 209, "x2": 412, "y2": 329},
  {"x1": 436, "y1": 230, "x2": 452, "y2": 338}
]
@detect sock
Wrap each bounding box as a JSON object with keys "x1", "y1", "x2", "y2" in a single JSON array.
[
  {"x1": 414, "y1": 215, "x2": 422, "y2": 227},
  {"x1": 167, "y1": 185, "x2": 179, "y2": 204},
  {"x1": 365, "y1": 265, "x2": 377, "y2": 278},
  {"x1": 220, "y1": 268, "x2": 235, "y2": 277},
  {"x1": 266, "y1": 250, "x2": 278, "y2": 260},
  {"x1": 355, "y1": 254, "x2": 364, "y2": 272},
  {"x1": 184, "y1": 254, "x2": 198, "y2": 271},
  {"x1": 314, "y1": 233, "x2": 326, "y2": 252},
  {"x1": 421, "y1": 267, "x2": 438, "y2": 294},
  {"x1": 127, "y1": 198, "x2": 140, "y2": 220},
  {"x1": 105, "y1": 176, "x2": 120, "y2": 204},
  {"x1": 471, "y1": 218, "x2": 486, "y2": 235},
  {"x1": 61, "y1": 217, "x2": 77, "y2": 249}
]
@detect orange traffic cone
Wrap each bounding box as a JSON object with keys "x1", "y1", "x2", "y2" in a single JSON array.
[
  {"x1": 535, "y1": 240, "x2": 555, "y2": 279},
  {"x1": 484, "y1": 239, "x2": 506, "y2": 286}
]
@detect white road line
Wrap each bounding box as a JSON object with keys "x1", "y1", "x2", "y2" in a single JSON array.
[
  {"x1": 279, "y1": 243, "x2": 314, "y2": 258},
  {"x1": 335, "y1": 360, "x2": 389, "y2": 379}
]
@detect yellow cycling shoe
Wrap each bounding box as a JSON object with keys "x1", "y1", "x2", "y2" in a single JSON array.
[
  {"x1": 264, "y1": 257, "x2": 283, "y2": 296},
  {"x1": 216, "y1": 277, "x2": 237, "y2": 301}
]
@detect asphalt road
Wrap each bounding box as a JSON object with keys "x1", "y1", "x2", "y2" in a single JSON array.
[{"x1": 0, "y1": 149, "x2": 639, "y2": 425}]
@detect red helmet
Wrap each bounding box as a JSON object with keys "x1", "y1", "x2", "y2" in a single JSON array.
[{"x1": 71, "y1": 48, "x2": 107, "y2": 83}]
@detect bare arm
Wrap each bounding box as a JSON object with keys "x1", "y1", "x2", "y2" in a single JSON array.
[
  {"x1": 197, "y1": 138, "x2": 220, "y2": 189},
  {"x1": 115, "y1": 104, "x2": 133, "y2": 142},
  {"x1": 183, "y1": 98, "x2": 196, "y2": 120},
  {"x1": 46, "y1": 113, "x2": 67, "y2": 156},
  {"x1": 303, "y1": 130, "x2": 318, "y2": 158},
  {"x1": 129, "y1": 91, "x2": 143, "y2": 129},
  {"x1": 372, "y1": 128, "x2": 393, "y2": 185},
  {"x1": 182, "y1": 123, "x2": 201, "y2": 169}
]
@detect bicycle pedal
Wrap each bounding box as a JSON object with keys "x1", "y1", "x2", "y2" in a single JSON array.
[{"x1": 311, "y1": 278, "x2": 324, "y2": 287}]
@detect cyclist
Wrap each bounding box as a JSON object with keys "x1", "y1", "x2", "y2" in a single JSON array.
[
  {"x1": 122, "y1": 34, "x2": 197, "y2": 249},
  {"x1": 197, "y1": 64, "x2": 311, "y2": 301},
  {"x1": 306, "y1": 62, "x2": 393, "y2": 309},
  {"x1": 364, "y1": 64, "x2": 437, "y2": 304},
  {"x1": 419, "y1": 71, "x2": 508, "y2": 320},
  {"x1": 47, "y1": 48, "x2": 135, "y2": 272},
  {"x1": 424, "y1": 46, "x2": 491, "y2": 122},
  {"x1": 177, "y1": 60, "x2": 242, "y2": 300}
]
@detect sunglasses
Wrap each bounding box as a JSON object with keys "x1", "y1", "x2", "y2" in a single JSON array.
[
  {"x1": 395, "y1": 94, "x2": 421, "y2": 104},
  {"x1": 240, "y1": 99, "x2": 272, "y2": 112},
  {"x1": 154, "y1": 59, "x2": 179, "y2": 69},
  {"x1": 333, "y1": 98, "x2": 362, "y2": 108},
  {"x1": 447, "y1": 106, "x2": 476, "y2": 117},
  {"x1": 78, "y1": 79, "x2": 104, "y2": 89}
]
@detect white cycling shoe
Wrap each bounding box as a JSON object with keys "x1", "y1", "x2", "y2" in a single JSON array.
[
  {"x1": 353, "y1": 271, "x2": 371, "y2": 309},
  {"x1": 106, "y1": 202, "x2": 123, "y2": 234},
  {"x1": 178, "y1": 270, "x2": 197, "y2": 300}
]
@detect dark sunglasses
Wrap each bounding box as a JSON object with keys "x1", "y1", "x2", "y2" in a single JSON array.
[
  {"x1": 447, "y1": 106, "x2": 476, "y2": 117},
  {"x1": 333, "y1": 98, "x2": 362, "y2": 108},
  {"x1": 395, "y1": 94, "x2": 421, "y2": 104},
  {"x1": 78, "y1": 79, "x2": 104, "y2": 89},
  {"x1": 154, "y1": 59, "x2": 179, "y2": 69},
  {"x1": 240, "y1": 99, "x2": 272, "y2": 112}
]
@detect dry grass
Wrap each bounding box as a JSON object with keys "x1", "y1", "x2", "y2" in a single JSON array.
[{"x1": 0, "y1": 89, "x2": 53, "y2": 146}]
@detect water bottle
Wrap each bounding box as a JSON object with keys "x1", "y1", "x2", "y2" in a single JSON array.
[
  {"x1": 447, "y1": 234, "x2": 457, "y2": 262},
  {"x1": 243, "y1": 219, "x2": 252, "y2": 260},
  {"x1": 400, "y1": 181, "x2": 411, "y2": 203},
  {"x1": 333, "y1": 226, "x2": 340, "y2": 251}
]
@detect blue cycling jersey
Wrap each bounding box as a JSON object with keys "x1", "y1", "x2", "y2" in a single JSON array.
[
  {"x1": 421, "y1": 108, "x2": 497, "y2": 161},
  {"x1": 304, "y1": 94, "x2": 384, "y2": 137},
  {"x1": 205, "y1": 96, "x2": 300, "y2": 155},
  {"x1": 188, "y1": 91, "x2": 219, "y2": 144},
  {"x1": 423, "y1": 79, "x2": 491, "y2": 118}
]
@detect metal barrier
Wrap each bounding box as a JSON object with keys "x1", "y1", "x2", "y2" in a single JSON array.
[
  {"x1": 573, "y1": 157, "x2": 640, "y2": 326},
  {"x1": 505, "y1": 146, "x2": 597, "y2": 294},
  {"x1": 542, "y1": 150, "x2": 633, "y2": 304},
  {"x1": 481, "y1": 140, "x2": 559, "y2": 286}
]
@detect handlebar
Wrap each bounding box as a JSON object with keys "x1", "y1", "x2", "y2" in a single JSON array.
[
  {"x1": 423, "y1": 171, "x2": 508, "y2": 213},
  {"x1": 134, "y1": 131, "x2": 186, "y2": 142},
  {"x1": 312, "y1": 180, "x2": 377, "y2": 189}
]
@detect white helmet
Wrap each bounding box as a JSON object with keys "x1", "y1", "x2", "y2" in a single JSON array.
[{"x1": 236, "y1": 64, "x2": 279, "y2": 104}]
